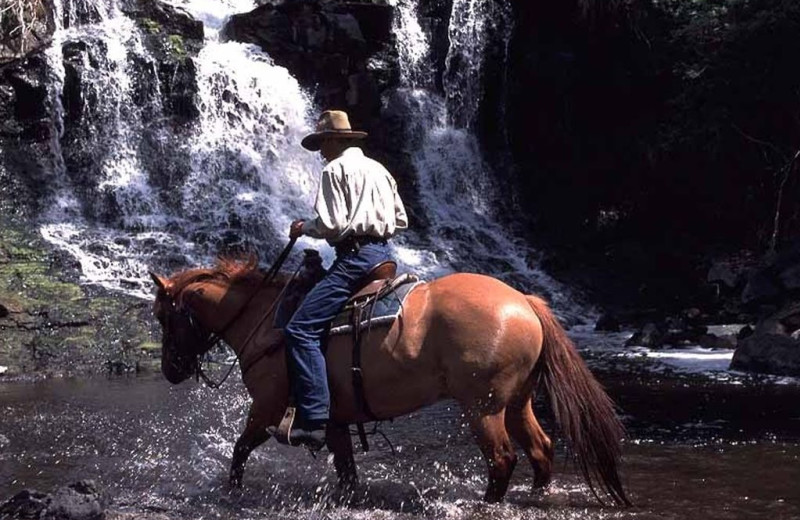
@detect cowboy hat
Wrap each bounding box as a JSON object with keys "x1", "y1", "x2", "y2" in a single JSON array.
[{"x1": 301, "y1": 110, "x2": 367, "y2": 151}]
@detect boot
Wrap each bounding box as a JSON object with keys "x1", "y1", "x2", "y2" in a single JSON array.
[
  {"x1": 287, "y1": 419, "x2": 327, "y2": 451},
  {"x1": 269, "y1": 417, "x2": 326, "y2": 451}
]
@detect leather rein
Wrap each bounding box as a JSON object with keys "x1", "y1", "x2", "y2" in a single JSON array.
[{"x1": 174, "y1": 238, "x2": 297, "y2": 388}]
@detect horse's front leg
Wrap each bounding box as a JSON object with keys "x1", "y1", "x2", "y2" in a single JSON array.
[
  {"x1": 326, "y1": 422, "x2": 358, "y2": 492},
  {"x1": 230, "y1": 404, "x2": 271, "y2": 487}
]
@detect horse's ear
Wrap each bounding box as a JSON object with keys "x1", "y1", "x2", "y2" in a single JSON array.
[{"x1": 149, "y1": 271, "x2": 168, "y2": 291}]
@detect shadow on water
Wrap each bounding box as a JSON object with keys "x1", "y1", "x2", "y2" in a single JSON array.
[{"x1": 1, "y1": 362, "x2": 800, "y2": 519}]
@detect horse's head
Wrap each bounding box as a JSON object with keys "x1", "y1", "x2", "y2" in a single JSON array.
[
  {"x1": 149, "y1": 255, "x2": 271, "y2": 384},
  {"x1": 150, "y1": 272, "x2": 214, "y2": 384}
]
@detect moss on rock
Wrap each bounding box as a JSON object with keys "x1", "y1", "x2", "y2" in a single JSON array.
[{"x1": 0, "y1": 217, "x2": 161, "y2": 378}]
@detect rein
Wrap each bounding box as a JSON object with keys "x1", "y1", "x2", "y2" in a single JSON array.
[{"x1": 185, "y1": 238, "x2": 298, "y2": 388}]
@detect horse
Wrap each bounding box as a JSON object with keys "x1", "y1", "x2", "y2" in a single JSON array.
[{"x1": 149, "y1": 254, "x2": 630, "y2": 506}]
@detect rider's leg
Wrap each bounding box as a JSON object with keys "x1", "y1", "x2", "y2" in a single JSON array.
[{"x1": 284, "y1": 241, "x2": 392, "y2": 447}]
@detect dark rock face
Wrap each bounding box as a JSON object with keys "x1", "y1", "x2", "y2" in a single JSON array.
[
  {"x1": 0, "y1": 51, "x2": 56, "y2": 215},
  {"x1": 125, "y1": 0, "x2": 203, "y2": 122},
  {"x1": 222, "y1": 0, "x2": 398, "y2": 134},
  {"x1": 0, "y1": 480, "x2": 106, "y2": 520},
  {"x1": 0, "y1": 0, "x2": 55, "y2": 64}
]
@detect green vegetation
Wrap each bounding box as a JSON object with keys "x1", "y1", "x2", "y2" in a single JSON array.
[
  {"x1": 141, "y1": 17, "x2": 162, "y2": 34},
  {"x1": 0, "y1": 219, "x2": 160, "y2": 377},
  {"x1": 167, "y1": 34, "x2": 186, "y2": 58}
]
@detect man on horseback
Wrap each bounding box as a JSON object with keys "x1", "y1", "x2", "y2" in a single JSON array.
[{"x1": 280, "y1": 109, "x2": 408, "y2": 449}]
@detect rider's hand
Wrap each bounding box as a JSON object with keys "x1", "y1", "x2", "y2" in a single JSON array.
[{"x1": 289, "y1": 219, "x2": 304, "y2": 239}]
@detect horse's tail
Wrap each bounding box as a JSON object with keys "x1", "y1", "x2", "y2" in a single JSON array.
[{"x1": 526, "y1": 295, "x2": 631, "y2": 506}]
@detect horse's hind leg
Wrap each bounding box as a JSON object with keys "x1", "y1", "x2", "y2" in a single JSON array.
[
  {"x1": 468, "y1": 410, "x2": 518, "y2": 503},
  {"x1": 326, "y1": 422, "x2": 358, "y2": 493},
  {"x1": 229, "y1": 404, "x2": 271, "y2": 487},
  {"x1": 505, "y1": 396, "x2": 554, "y2": 488}
]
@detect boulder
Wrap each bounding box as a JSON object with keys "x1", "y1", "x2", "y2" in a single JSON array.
[
  {"x1": 0, "y1": 481, "x2": 106, "y2": 520},
  {"x1": 730, "y1": 333, "x2": 800, "y2": 377},
  {"x1": 624, "y1": 322, "x2": 666, "y2": 348},
  {"x1": 698, "y1": 333, "x2": 737, "y2": 350}
]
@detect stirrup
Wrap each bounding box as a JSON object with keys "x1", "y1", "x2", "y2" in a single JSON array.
[{"x1": 270, "y1": 406, "x2": 296, "y2": 445}]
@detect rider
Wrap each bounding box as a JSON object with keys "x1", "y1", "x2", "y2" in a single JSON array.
[{"x1": 283, "y1": 109, "x2": 408, "y2": 448}]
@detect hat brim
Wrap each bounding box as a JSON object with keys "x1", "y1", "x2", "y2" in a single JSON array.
[{"x1": 301, "y1": 130, "x2": 368, "y2": 151}]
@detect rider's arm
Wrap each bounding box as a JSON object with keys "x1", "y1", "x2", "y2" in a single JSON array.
[{"x1": 301, "y1": 165, "x2": 348, "y2": 239}]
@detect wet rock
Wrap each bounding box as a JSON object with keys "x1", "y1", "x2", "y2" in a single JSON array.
[
  {"x1": 730, "y1": 301, "x2": 800, "y2": 376},
  {"x1": 0, "y1": 0, "x2": 55, "y2": 64},
  {"x1": 731, "y1": 333, "x2": 800, "y2": 377},
  {"x1": 737, "y1": 324, "x2": 754, "y2": 340},
  {"x1": 625, "y1": 322, "x2": 666, "y2": 348},
  {"x1": 0, "y1": 51, "x2": 56, "y2": 213},
  {"x1": 125, "y1": 0, "x2": 203, "y2": 123},
  {"x1": 698, "y1": 333, "x2": 737, "y2": 350},
  {"x1": 0, "y1": 480, "x2": 106, "y2": 520},
  {"x1": 222, "y1": 0, "x2": 398, "y2": 129},
  {"x1": 595, "y1": 312, "x2": 621, "y2": 332}
]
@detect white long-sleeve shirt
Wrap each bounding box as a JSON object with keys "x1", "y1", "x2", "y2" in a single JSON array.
[{"x1": 301, "y1": 147, "x2": 408, "y2": 244}]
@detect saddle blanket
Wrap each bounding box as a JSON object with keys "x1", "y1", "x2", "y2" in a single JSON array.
[{"x1": 328, "y1": 276, "x2": 423, "y2": 336}]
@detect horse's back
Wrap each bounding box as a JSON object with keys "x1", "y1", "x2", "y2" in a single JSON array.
[{"x1": 328, "y1": 272, "x2": 545, "y2": 421}]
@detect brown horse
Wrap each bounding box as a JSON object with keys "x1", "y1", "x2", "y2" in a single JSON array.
[{"x1": 150, "y1": 255, "x2": 630, "y2": 505}]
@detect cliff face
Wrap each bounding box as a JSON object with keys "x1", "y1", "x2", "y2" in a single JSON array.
[{"x1": 496, "y1": 0, "x2": 800, "y2": 308}]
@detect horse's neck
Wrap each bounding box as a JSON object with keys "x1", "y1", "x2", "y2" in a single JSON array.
[{"x1": 214, "y1": 281, "x2": 283, "y2": 359}]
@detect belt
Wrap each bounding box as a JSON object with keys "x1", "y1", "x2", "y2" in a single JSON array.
[{"x1": 334, "y1": 235, "x2": 388, "y2": 256}]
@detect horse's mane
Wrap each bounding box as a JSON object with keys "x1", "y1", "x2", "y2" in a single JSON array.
[{"x1": 167, "y1": 253, "x2": 292, "y2": 296}]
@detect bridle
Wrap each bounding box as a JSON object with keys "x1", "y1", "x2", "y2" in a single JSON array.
[{"x1": 161, "y1": 238, "x2": 298, "y2": 388}]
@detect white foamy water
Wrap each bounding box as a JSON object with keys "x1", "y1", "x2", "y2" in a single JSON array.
[{"x1": 36, "y1": 0, "x2": 326, "y2": 297}]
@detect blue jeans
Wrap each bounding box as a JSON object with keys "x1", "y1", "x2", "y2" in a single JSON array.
[{"x1": 284, "y1": 241, "x2": 392, "y2": 424}]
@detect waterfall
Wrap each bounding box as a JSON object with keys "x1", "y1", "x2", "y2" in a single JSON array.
[
  {"x1": 37, "y1": 0, "x2": 323, "y2": 297},
  {"x1": 30, "y1": 0, "x2": 584, "y2": 319},
  {"x1": 388, "y1": 0, "x2": 580, "y2": 312}
]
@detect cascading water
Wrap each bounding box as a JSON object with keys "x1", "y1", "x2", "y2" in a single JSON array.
[
  {"x1": 33, "y1": 0, "x2": 583, "y2": 322},
  {"x1": 37, "y1": 0, "x2": 324, "y2": 297},
  {"x1": 390, "y1": 0, "x2": 580, "y2": 315}
]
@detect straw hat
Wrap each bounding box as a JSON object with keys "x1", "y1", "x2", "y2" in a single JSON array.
[{"x1": 301, "y1": 110, "x2": 368, "y2": 151}]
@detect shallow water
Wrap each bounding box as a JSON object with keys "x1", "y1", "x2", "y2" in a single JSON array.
[{"x1": 2, "y1": 355, "x2": 799, "y2": 520}]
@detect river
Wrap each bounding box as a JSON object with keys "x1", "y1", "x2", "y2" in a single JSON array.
[{"x1": 2, "y1": 333, "x2": 798, "y2": 520}]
